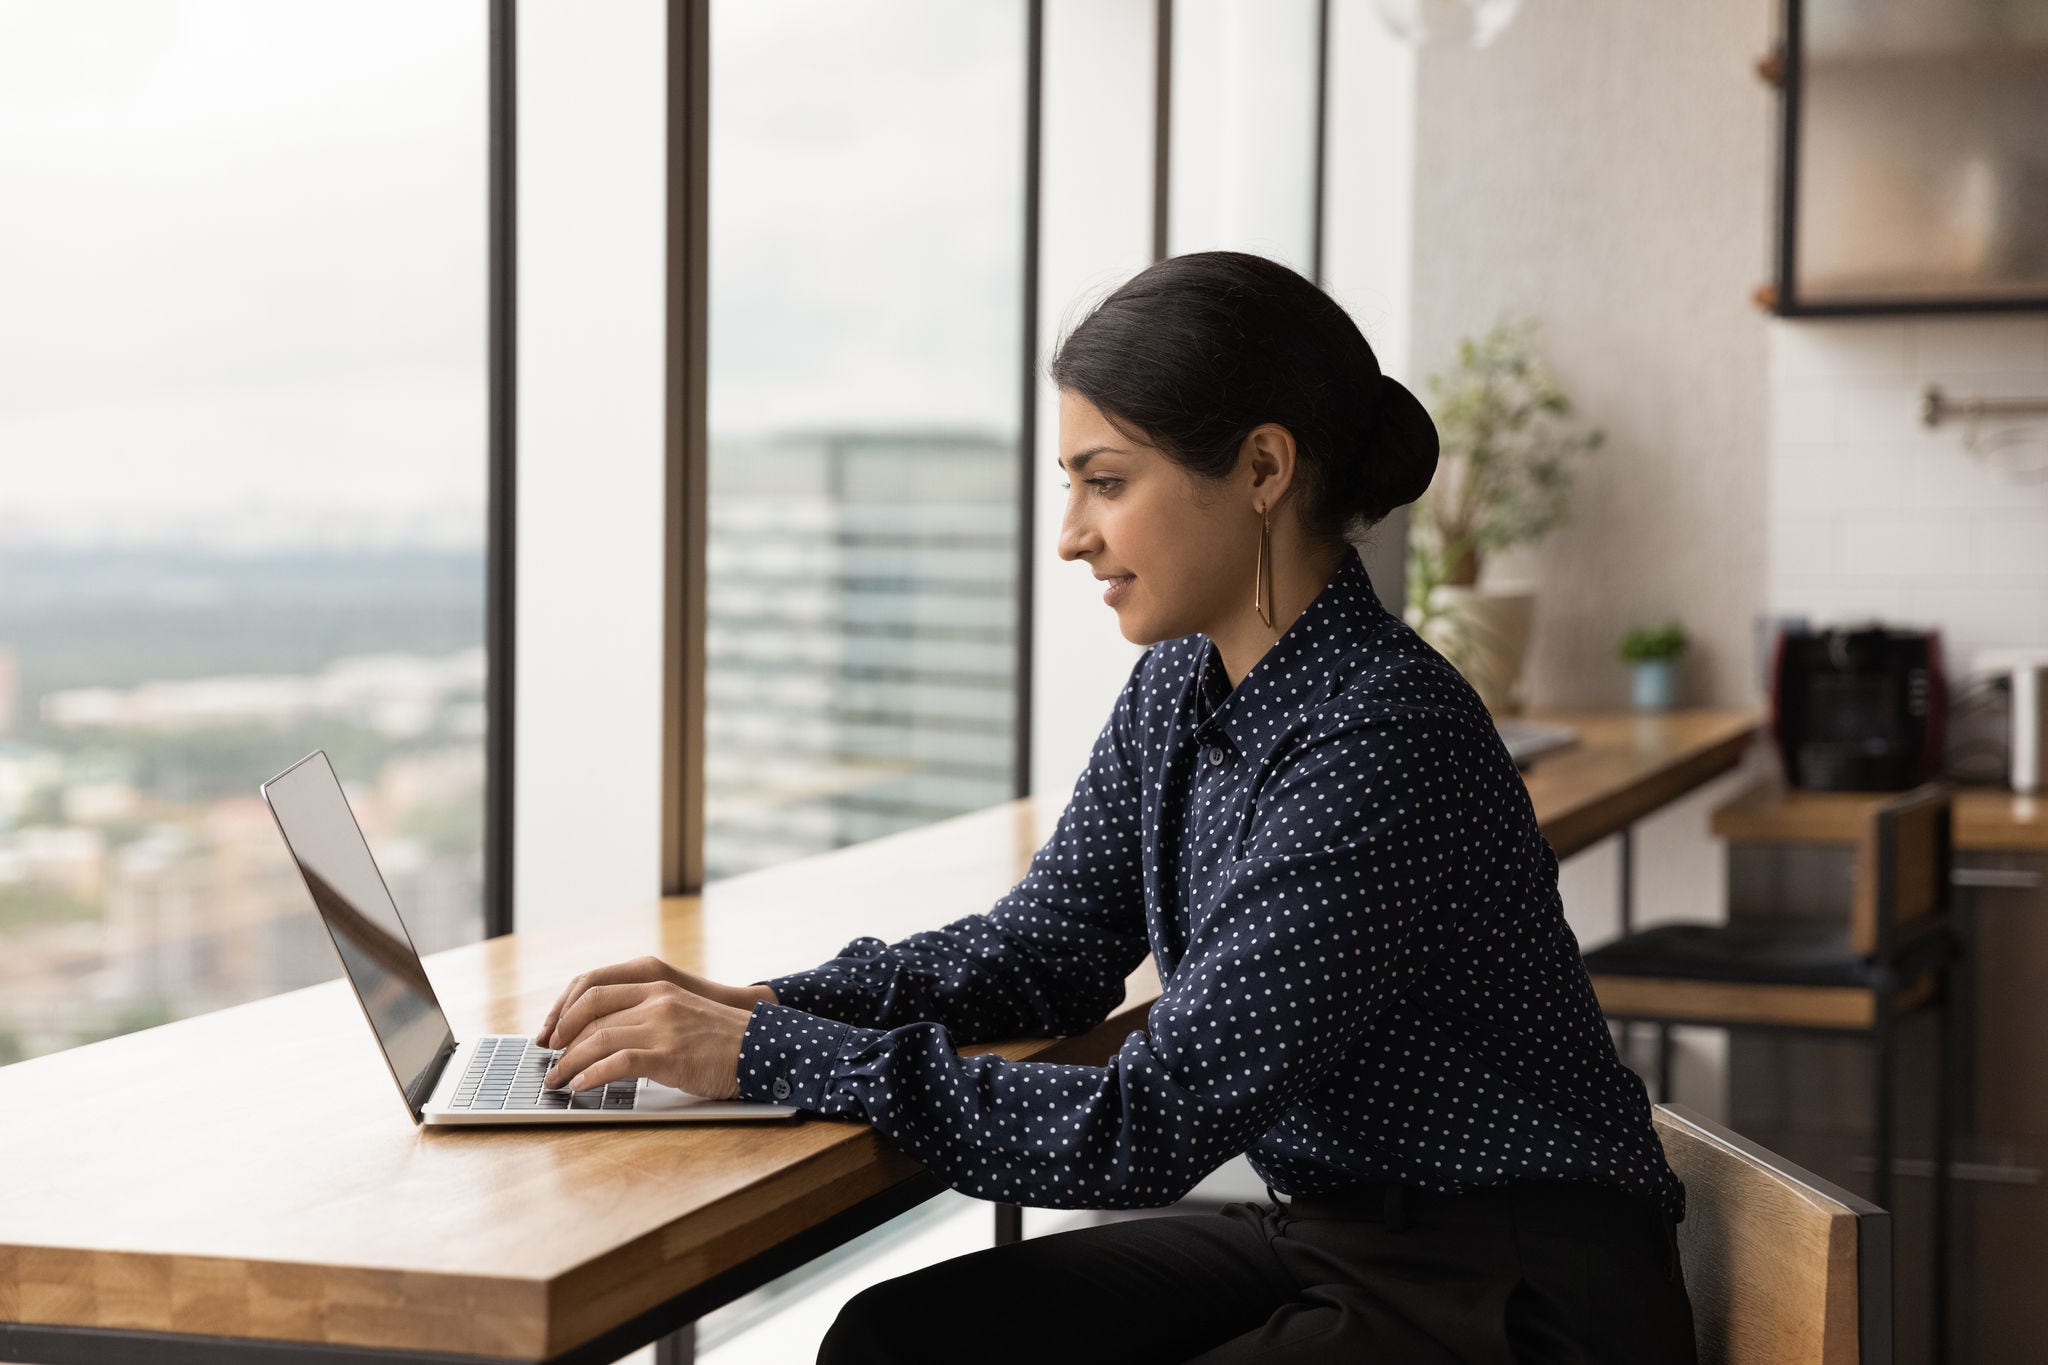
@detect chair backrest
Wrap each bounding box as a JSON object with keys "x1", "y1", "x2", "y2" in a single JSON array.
[
  {"x1": 1652, "y1": 1104, "x2": 1890, "y2": 1365},
  {"x1": 1848, "y1": 781, "x2": 1952, "y2": 958}
]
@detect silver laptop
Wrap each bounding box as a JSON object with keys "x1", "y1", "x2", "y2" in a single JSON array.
[
  {"x1": 260, "y1": 750, "x2": 801, "y2": 1126},
  {"x1": 1494, "y1": 716, "x2": 1580, "y2": 770}
]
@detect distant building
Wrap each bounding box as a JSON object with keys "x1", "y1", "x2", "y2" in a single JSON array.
[
  {"x1": 702, "y1": 428, "x2": 1021, "y2": 880},
  {"x1": 11, "y1": 824, "x2": 106, "y2": 901},
  {"x1": 40, "y1": 647, "x2": 484, "y2": 736}
]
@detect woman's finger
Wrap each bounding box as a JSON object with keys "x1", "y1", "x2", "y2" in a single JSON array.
[
  {"x1": 547, "y1": 1016, "x2": 650, "y2": 1089},
  {"x1": 534, "y1": 971, "x2": 591, "y2": 1044},
  {"x1": 538, "y1": 957, "x2": 666, "y2": 1046},
  {"x1": 551, "y1": 981, "x2": 667, "y2": 1058},
  {"x1": 559, "y1": 1047, "x2": 658, "y2": 1094},
  {"x1": 545, "y1": 998, "x2": 649, "y2": 1085}
]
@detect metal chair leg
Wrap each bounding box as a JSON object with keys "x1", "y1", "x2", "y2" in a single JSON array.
[
  {"x1": 1657, "y1": 1025, "x2": 1675, "y2": 1104},
  {"x1": 1616, "y1": 830, "x2": 1635, "y2": 1086},
  {"x1": 1933, "y1": 960, "x2": 1956, "y2": 1364},
  {"x1": 1617, "y1": 827, "x2": 1634, "y2": 936},
  {"x1": 1872, "y1": 994, "x2": 1895, "y2": 1214}
]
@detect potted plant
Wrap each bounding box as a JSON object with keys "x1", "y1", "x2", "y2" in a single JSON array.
[
  {"x1": 1619, "y1": 620, "x2": 1688, "y2": 711},
  {"x1": 1404, "y1": 314, "x2": 1604, "y2": 715}
]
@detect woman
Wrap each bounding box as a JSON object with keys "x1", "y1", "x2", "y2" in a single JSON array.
[{"x1": 535, "y1": 251, "x2": 1698, "y2": 1362}]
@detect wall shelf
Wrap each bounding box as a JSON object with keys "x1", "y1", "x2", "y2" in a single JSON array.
[{"x1": 1758, "y1": 0, "x2": 2048, "y2": 318}]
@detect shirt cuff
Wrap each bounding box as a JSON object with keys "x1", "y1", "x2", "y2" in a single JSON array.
[
  {"x1": 737, "y1": 1000, "x2": 881, "y2": 1115},
  {"x1": 750, "y1": 935, "x2": 895, "y2": 1025}
]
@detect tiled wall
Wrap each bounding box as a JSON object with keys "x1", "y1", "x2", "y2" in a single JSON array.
[{"x1": 1767, "y1": 314, "x2": 2048, "y2": 681}]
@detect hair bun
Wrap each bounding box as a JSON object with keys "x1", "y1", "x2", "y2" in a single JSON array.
[{"x1": 1360, "y1": 375, "x2": 1439, "y2": 519}]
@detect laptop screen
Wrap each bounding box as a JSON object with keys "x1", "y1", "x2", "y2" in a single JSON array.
[{"x1": 261, "y1": 751, "x2": 455, "y2": 1116}]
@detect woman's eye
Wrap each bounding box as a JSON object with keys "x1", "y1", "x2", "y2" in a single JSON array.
[{"x1": 1060, "y1": 477, "x2": 1121, "y2": 495}]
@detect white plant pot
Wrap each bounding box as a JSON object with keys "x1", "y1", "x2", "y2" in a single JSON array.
[{"x1": 1418, "y1": 584, "x2": 1536, "y2": 716}]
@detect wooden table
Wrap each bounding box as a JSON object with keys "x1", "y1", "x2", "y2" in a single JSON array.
[
  {"x1": 1518, "y1": 710, "x2": 1761, "y2": 859},
  {"x1": 0, "y1": 708, "x2": 1758, "y2": 1364}
]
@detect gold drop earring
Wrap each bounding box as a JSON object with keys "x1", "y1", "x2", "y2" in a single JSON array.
[{"x1": 1253, "y1": 504, "x2": 1275, "y2": 630}]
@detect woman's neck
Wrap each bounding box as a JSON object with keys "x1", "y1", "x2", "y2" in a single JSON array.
[{"x1": 1207, "y1": 541, "x2": 1350, "y2": 689}]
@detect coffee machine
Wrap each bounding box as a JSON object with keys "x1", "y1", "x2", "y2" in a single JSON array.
[{"x1": 1769, "y1": 624, "x2": 1946, "y2": 791}]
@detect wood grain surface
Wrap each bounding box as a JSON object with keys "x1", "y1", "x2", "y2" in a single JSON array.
[
  {"x1": 1654, "y1": 1105, "x2": 1868, "y2": 1365},
  {"x1": 1712, "y1": 778, "x2": 2048, "y2": 853},
  {"x1": 0, "y1": 709, "x2": 1756, "y2": 1357},
  {"x1": 1518, "y1": 709, "x2": 1760, "y2": 858},
  {"x1": 1592, "y1": 974, "x2": 1936, "y2": 1032}
]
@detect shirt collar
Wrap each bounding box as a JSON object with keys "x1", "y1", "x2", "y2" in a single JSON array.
[{"x1": 1190, "y1": 542, "x2": 1392, "y2": 762}]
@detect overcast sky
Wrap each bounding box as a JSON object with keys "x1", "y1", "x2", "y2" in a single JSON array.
[{"x1": 0, "y1": 0, "x2": 1026, "y2": 549}]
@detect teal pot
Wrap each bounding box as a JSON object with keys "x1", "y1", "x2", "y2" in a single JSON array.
[{"x1": 1631, "y1": 658, "x2": 1679, "y2": 711}]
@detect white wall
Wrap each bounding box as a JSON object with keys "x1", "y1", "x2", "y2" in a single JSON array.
[
  {"x1": 1321, "y1": 0, "x2": 1420, "y2": 610},
  {"x1": 512, "y1": 0, "x2": 667, "y2": 931},
  {"x1": 1410, "y1": 0, "x2": 1777, "y2": 713}
]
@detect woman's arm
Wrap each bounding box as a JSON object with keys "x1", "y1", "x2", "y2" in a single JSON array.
[
  {"x1": 735, "y1": 709, "x2": 1498, "y2": 1208},
  {"x1": 538, "y1": 641, "x2": 1151, "y2": 1073},
  {"x1": 745, "y1": 649, "x2": 1156, "y2": 1044}
]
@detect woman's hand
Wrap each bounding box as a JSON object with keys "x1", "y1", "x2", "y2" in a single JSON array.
[
  {"x1": 535, "y1": 955, "x2": 773, "y2": 1048},
  {"x1": 542, "y1": 979, "x2": 754, "y2": 1099}
]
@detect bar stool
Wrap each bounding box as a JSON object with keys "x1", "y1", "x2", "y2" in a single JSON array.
[{"x1": 1582, "y1": 782, "x2": 1958, "y2": 1362}]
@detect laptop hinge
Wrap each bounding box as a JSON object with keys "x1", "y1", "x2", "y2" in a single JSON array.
[{"x1": 408, "y1": 1035, "x2": 458, "y2": 1121}]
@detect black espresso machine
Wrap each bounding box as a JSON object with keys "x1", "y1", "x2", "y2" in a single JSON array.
[{"x1": 1769, "y1": 623, "x2": 1947, "y2": 791}]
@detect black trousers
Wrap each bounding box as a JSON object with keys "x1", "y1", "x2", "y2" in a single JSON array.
[{"x1": 818, "y1": 1179, "x2": 1698, "y2": 1364}]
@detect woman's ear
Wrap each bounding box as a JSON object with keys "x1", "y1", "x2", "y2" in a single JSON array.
[{"x1": 1241, "y1": 423, "x2": 1300, "y2": 504}]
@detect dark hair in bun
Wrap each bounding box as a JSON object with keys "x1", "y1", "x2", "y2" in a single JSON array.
[{"x1": 1047, "y1": 250, "x2": 1438, "y2": 546}]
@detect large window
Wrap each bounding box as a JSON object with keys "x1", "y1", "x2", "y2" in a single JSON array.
[
  {"x1": 703, "y1": 0, "x2": 1030, "y2": 880},
  {"x1": 0, "y1": 3, "x2": 490, "y2": 1063}
]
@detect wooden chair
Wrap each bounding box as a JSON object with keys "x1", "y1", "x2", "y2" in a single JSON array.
[
  {"x1": 1588, "y1": 783, "x2": 1956, "y2": 1361},
  {"x1": 1584, "y1": 783, "x2": 1955, "y2": 1200},
  {"x1": 1654, "y1": 1103, "x2": 1889, "y2": 1365}
]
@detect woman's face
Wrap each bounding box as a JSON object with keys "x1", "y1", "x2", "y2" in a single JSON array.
[{"x1": 1056, "y1": 389, "x2": 1257, "y2": 646}]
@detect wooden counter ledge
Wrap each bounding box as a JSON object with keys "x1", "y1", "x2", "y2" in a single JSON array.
[
  {"x1": 1712, "y1": 778, "x2": 2048, "y2": 854},
  {"x1": 0, "y1": 707, "x2": 1759, "y2": 1360}
]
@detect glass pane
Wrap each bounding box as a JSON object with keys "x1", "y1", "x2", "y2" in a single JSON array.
[
  {"x1": 1797, "y1": 0, "x2": 2048, "y2": 303},
  {"x1": 0, "y1": 2, "x2": 489, "y2": 1063},
  {"x1": 1168, "y1": 0, "x2": 1321, "y2": 271},
  {"x1": 705, "y1": 0, "x2": 1026, "y2": 880}
]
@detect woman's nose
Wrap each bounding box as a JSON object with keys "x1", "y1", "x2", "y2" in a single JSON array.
[{"x1": 1057, "y1": 502, "x2": 1097, "y2": 562}]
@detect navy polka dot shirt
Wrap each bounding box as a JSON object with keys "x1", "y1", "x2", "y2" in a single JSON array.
[{"x1": 739, "y1": 543, "x2": 1686, "y2": 1222}]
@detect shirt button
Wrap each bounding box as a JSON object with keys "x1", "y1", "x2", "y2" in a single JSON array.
[
  {"x1": 1206, "y1": 745, "x2": 1226, "y2": 766},
  {"x1": 771, "y1": 1076, "x2": 792, "y2": 1101}
]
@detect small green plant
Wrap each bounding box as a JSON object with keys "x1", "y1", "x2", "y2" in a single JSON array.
[{"x1": 1618, "y1": 620, "x2": 1688, "y2": 663}]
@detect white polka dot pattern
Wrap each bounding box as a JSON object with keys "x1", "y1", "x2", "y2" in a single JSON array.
[{"x1": 738, "y1": 545, "x2": 1686, "y2": 1221}]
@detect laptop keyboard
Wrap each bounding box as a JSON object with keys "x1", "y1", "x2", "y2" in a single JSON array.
[{"x1": 447, "y1": 1035, "x2": 640, "y2": 1111}]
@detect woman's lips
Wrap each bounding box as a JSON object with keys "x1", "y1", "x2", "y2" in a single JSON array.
[{"x1": 1102, "y1": 575, "x2": 1135, "y2": 607}]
